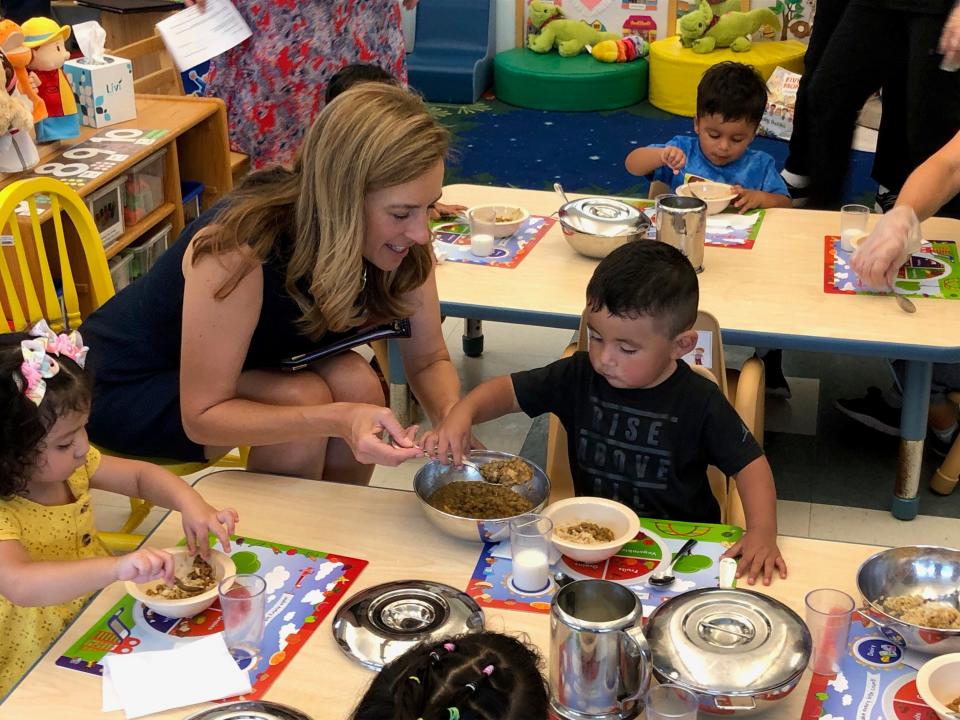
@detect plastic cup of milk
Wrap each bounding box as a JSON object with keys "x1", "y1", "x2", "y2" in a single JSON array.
[
  {"x1": 510, "y1": 514, "x2": 553, "y2": 593},
  {"x1": 469, "y1": 207, "x2": 498, "y2": 257},
  {"x1": 840, "y1": 204, "x2": 870, "y2": 252}
]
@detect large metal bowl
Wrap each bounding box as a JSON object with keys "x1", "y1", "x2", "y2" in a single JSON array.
[
  {"x1": 558, "y1": 217, "x2": 646, "y2": 259},
  {"x1": 413, "y1": 450, "x2": 551, "y2": 543},
  {"x1": 557, "y1": 196, "x2": 651, "y2": 259},
  {"x1": 856, "y1": 545, "x2": 960, "y2": 655}
]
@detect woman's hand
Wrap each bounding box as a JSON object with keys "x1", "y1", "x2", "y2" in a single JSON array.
[
  {"x1": 180, "y1": 497, "x2": 239, "y2": 558},
  {"x1": 851, "y1": 205, "x2": 920, "y2": 289},
  {"x1": 940, "y1": 2, "x2": 960, "y2": 71},
  {"x1": 184, "y1": 0, "x2": 206, "y2": 8},
  {"x1": 341, "y1": 404, "x2": 424, "y2": 465},
  {"x1": 115, "y1": 548, "x2": 176, "y2": 585},
  {"x1": 403, "y1": 0, "x2": 419, "y2": 8}
]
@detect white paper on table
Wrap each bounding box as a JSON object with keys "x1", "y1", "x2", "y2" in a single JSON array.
[
  {"x1": 156, "y1": 0, "x2": 252, "y2": 72},
  {"x1": 101, "y1": 634, "x2": 251, "y2": 719}
]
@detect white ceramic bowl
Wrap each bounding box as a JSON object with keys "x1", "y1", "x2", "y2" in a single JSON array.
[
  {"x1": 676, "y1": 182, "x2": 737, "y2": 215},
  {"x1": 542, "y1": 497, "x2": 640, "y2": 563},
  {"x1": 466, "y1": 204, "x2": 530, "y2": 238},
  {"x1": 917, "y1": 653, "x2": 960, "y2": 720},
  {"x1": 125, "y1": 547, "x2": 236, "y2": 619}
]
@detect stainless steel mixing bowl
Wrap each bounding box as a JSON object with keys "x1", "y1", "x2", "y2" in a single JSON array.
[{"x1": 413, "y1": 450, "x2": 551, "y2": 543}]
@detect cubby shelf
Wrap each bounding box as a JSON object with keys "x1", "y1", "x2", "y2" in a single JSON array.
[{"x1": 104, "y1": 202, "x2": 176, "y2": 260}]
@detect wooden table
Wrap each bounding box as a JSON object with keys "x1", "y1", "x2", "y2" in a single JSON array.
[
  {"x1": 414, "y1": 184, "x2": 960, "y2": 520},
  {"x1": 0, "y1": 469, "x2": 886, "y2": 718}
]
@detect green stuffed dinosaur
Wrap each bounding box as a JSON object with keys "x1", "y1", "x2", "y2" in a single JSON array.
[
  {"x1": 679, "y1": 0, "x2": 781, "y2": 53},
  {"x1": 527, "y1": 0, "x2": 620, "y2": 57}
]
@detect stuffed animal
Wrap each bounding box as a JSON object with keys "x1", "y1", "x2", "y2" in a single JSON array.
[
  {"x1": 527, "y1": 1, "x2": 620, "y2": 57},
  {"x1": 22, "y1": 17, "x2": 80, "y2": 142},
  {"x1": 0, "y1": 54, "x2": 38, "y2": 172},
  {"x1": 679, "y1": 0, "x2": 780, "y2": 53},
  {"x1": 590, "y1": 35, "x2": 649, "y2": 63},
  {"x1": 0, "y1": 20, "x2": 46, "y2": 124}
]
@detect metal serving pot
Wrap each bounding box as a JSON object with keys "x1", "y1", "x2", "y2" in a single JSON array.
[
  {"x1": 557, "y1": 197, "x2": 651, "y2": 259},
  {"x1": 644, "y1": 588, "x2": 811, "y2": 716},
  {"x1": 856, "y1": 545, "x2": 960, "y2": 655}
]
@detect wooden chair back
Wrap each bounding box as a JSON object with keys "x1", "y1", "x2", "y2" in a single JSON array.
[{"x1": 111, "y1": 35, "x2": 184, "y2": 95}]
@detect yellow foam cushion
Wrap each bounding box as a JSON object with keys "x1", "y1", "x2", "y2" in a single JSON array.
[{"x1": 649, "y1": 36, "x2": 806, "y2": 117}]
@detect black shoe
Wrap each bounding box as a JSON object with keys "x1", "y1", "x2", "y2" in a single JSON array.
[
  {"x1": 834, "y1": 387, "x2": 901, "y2": 435},
  {"x1": 927, "y1": 426, "x2": 959, "y2": 457},
  {"x1": 761, "y1": 349, "x2": 792, "y2": 399},
  {"x1": 875, "y1": 190, "x2": 898, "y2": 214}
]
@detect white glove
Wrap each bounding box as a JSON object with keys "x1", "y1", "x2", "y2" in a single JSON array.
[{"x1": 850, "y1": 205, "x2": 921, "y2": 290}]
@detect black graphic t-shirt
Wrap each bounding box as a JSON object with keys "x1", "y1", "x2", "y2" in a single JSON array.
[{"x1": 512, "y1": 353, "x2": 763, "y2": 522}]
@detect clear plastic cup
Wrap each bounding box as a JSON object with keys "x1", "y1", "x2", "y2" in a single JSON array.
[
  {"x1": 644, "y1": 683, "x2": 700, "y2": 720},
  {"x1": 510, "y1": 514, "x2": 553, "y2": 593},
  {"x1": 469, "y1": 207, "x2": 498, "y2": 257},
  {"x1": 218, "y1": 573, "x2": 267, "y2": 665},
  {"x1": 840, "y1": 204, "x2": 870, "y2": 252},
  {"x1": 805, "y1": 588, "x2": 855, "y2": 675}
]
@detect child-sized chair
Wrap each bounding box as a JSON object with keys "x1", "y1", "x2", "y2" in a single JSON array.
[{"x1": 545, "y1": 310, "x2": 764, "y2": 527}]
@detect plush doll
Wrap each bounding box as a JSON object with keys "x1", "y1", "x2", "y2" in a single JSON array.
[
  {"x1": 21, "y1": 17, "x2": 79, "y2": 142},
  {"x1": 0, "y1": 20, "x2": 46, "y2": 124},
  {"x1": 590, "y1": 35, "x2": 649, "y2": 63},
  {"x1": 0, "y1": 53, "x2": 38, "y2": 172},
  {"x1": 527, "y1": 1, "x2": 620, "y2": 57},
  {"x1": 679, "y1": 0, "x2": 780, "y2": 53}
]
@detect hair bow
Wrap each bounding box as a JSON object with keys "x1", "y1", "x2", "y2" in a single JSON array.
[{"x1": 17, "y1": 319, "x2": 88, "y2": 406}]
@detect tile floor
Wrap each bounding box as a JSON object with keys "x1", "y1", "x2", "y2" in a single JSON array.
[{"x1": 91, "y1": 318, "x2": 960, "y2": 551}]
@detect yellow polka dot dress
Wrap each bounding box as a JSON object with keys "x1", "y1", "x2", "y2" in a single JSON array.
[{"x1": 0, "y1": 447, "x2": 110, "y2": 696}]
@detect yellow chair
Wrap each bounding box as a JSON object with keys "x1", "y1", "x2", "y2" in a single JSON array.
[{"x1": 545, "y1": 310, "x2": 763, "y2": 527}]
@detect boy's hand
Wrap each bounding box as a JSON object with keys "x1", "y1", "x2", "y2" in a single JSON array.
[
  {"x1": 180, "y1": 495, "x2": 239, "y2": 558},
  {"x1": 660, "y1": 145, "x2": 686, "y2": 175},
  {"x1": 731, "y1": 185, "x2": 764, "y2": 213},
  {"x1": 721, "y1": 528, "x2": 787, "y2": 585},
  {"x1": 116, "y1": 548, "x2": 176, "y2": 585},
  {"x1": 420, "y1": 403, "x2": 474, "y2": 466}
]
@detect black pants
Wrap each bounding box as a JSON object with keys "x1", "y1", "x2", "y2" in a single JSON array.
[{"x1": 805, "y1": 1, "x2": 960, "y2": 216}]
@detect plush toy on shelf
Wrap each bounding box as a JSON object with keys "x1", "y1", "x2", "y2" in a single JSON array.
[
  {"x1": 527, "y1": 0, "x2": 620, "y2": 57},
  {"x1": 21, "y1": 17, "x2": 80, "y2": 142},
  {"x1": 589, "y1": 35, "x2": 649, "y2": 63},
  {"x1": 679, "y1": 0, "x2": 780, "y2": 53},
  {"x1": 0, "y1": 20, "x2": 47, "y2": 124},
  {"x1": 0, "y1": 53, "x2": 38, "y2": 172}
]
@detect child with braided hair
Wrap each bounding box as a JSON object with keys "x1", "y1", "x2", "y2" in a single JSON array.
[{"x1": 350, "y1": 632, "x2": 549, "y2": 720}]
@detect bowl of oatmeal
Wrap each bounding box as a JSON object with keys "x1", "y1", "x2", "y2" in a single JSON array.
[
  {"x1": 856, "y1": 545, "x2": 960, "y2": 655},
  {"x1": 542, "y1": 497, "x2": 640, "y2": 563},
  {"x1": 916, "y1": 653, "x2": 960, "y2": 720},
  {"x1": 125, "y1": 547, "x2": 236, "y2": 619}
]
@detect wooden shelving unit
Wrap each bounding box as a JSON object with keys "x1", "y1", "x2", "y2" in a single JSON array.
[{"x1": 104, "y1": 202, "x2": 176, "y2": 260}]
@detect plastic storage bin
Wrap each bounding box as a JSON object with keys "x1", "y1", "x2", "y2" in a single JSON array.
[
  {"x1": 109, "y1": 252, "x2": 134, "y2": 292},
  {"x1": 123, "y1": 147, "x2": 167, "y2": 225},
  {"x1": 129, "y1": 224, "x2": 171, "y2": 281},
  {"x1": 181, "y1": 181, "x2": 204, "y2": 225},
  {"x1": 86, "y1": 178, "x2": 125, "y2": 247}
]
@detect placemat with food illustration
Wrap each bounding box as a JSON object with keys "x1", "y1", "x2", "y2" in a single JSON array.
[
  {"x1": 56, "y1": 535, "x2": 366, "y2": 701},
  {"x1": 431, "y1": 215, "x2": 554, "y2": 268},
  {"x1": 466, "y1": 518, "x2": 742, "y2": 615},
  {"x1": 630, "y1": 199, "x2": 764, "y2": 249},
  {"x1": 824, "y1": 236, "x2": 960, "y2": 299},
  {"x1": 800, "y1": 611, "x2": 938, "y2": 720}
]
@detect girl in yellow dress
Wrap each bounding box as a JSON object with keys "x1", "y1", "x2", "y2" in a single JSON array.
[{"x1": 0, "y1": 322, "x2": 239, "y2": 697}]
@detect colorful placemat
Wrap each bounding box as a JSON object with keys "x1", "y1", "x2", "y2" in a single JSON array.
[
  {"x1": 466, "y1": 517, "x2": 741, "y2": 615},
  {"x1": 431, "y1": 215, "x2": 555, "y2": 268},
  {"x1": 801, "y1": 611, "x2": 938, "y2": 720},
  {"x1": 56, "y1": 535, "x2": 366, "y2": 701},
  {"x1": 824, "y1": 236, "x2": 960, "y2": 300},
  {"x1": 630, "y1": 199, "x2": 764, "y2": 249}
]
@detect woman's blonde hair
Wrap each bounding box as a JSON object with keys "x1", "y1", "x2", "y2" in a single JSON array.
[{"x1": 192, "y1": 83, "x2": 448, "y2": 338}]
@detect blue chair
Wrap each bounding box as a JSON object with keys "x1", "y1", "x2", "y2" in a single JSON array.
[{"x1": 406, "y1": 0, "x2": 496, "y2": 104}]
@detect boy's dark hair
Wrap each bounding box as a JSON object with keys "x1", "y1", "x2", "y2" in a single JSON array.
[
  {"x1": 351, "y1": 632, "x2": 549, "y2": 720},
  {"x1": 325, "y1": 63, "x2": 397, "y2": 104},
  {"x1": 696, "y1": 61, "x2": 768, "y2": 128},
  {"x1": 0, "y1": 331, "x2": 92, "y2": 499},
  {"x1": 587, "y1": 241, "x2": 699, "y2": 338}
]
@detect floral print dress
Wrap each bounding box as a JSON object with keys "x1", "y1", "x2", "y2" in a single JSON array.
[{"x1": 205, "y1": 0, "x2": 409, "y2": 169}]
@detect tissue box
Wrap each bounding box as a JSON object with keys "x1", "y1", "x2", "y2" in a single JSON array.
[{"x1": 63, "y1": 55, "x2": 136, "y2": 129}]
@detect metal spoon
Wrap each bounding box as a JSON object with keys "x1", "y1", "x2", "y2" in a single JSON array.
[
  {"x1": 553, "y1": 182, "x2": 570, "y2": 206},
  {"x1": 649, "y1": 538, "x2": 698, "y2": 587},
  {"x1": 894, "y1": 293, "x2": 917, "y2": 314}
]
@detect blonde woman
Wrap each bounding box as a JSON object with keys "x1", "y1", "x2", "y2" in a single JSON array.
[{"x1": 80, "y1": 84, "x2": 460, "y2": 484}]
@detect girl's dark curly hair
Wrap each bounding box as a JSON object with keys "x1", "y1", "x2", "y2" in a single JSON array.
[
  {"x1": 350, "y1": 632, "x2": 549, "y2": 720},
  {"x1": 0, "y1": 331, "x2": 92, "y2": 498}
]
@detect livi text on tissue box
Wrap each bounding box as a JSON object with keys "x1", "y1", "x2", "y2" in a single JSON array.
[{"x1": 63, "y1": 56, "x2": 136, "y2": 128}]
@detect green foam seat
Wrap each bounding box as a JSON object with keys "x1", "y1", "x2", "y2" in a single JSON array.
[{"x1": 494, "y1": 48, "x2": 648, "y2": 111}]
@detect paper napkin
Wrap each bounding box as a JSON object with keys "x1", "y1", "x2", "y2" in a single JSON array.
[{"x1": 101, "y1": 634, "x2": 251, "y2": 718}]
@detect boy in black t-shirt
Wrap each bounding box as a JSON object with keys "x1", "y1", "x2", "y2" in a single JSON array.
[{"x1": 424, "y1": 242, "x2": 786, "y2": 585}]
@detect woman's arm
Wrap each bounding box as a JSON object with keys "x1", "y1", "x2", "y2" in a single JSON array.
[{"x1": 179, "y1": 241, "x2": 418, "y2": 463}]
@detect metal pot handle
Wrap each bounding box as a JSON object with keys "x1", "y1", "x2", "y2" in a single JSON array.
[
  {"x1": 712, "y1": 695, "x2": 757, "y2": 712},
  {"x1": 617, "y1": 625, "x2": 652, "y2": 714}
]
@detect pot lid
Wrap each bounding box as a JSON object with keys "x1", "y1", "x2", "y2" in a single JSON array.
[
  {"x1": 559, "y1": 197, "x2": 647, "y2": 237},
  {"x1": 645, "y1": 588, "x2": 811, "y2": 696},
  {"x1": 183, "y1": 700, "x2": 313, "y2": 720},
  {"x1": 333, "y1": 580, "x2": 485, "y2": 670}
]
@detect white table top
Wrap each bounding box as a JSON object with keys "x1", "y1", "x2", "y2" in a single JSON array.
[
  {"x1": 437, "y1": 185, "x2": 960, "y2": 361},
  {"x1": 0, "y1": 469, "x2": 888, "y2": 719}
]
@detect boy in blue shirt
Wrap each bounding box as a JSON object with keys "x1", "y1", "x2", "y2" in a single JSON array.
[
  {"x1": 422, "y1": 242, "x2": 786, "y2": 586},
  {"x1": 626, "y1": 61, "x2": 791, "y2": 213}
]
